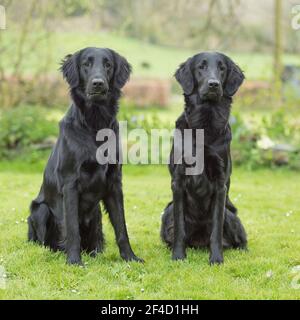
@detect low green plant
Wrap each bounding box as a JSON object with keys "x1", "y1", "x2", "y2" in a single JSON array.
[
  {"x1": 0, "y1": 103, "x2": 299, "y2": 170},
  {"x1": 0, "y1": 106, "x2": 58, "y2": 159},
  {"x1": 231, "y1": 108, "x2": 300, "y2": 169}
]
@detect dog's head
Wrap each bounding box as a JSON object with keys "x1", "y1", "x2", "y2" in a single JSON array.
[
  {"x1": 60, "y1": 47, "x2": 131, "y2": 104},
  {"x1": 175, "y1": 52, "x2": 244, "y2": 101}
]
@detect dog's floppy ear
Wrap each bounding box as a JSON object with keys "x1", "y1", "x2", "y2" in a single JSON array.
[
  {"x1": 109, "y1": 49, "x2": 131, "y2": 89},
  {"x1": 60, "y1": 52, "x2": 80, "y2": 88},
  {"x1": 175, "y1": 57, "x2": 194, "y2": 95},
  {"x1": 222, "y1": 54, "x2": 245, "y2": 97}
]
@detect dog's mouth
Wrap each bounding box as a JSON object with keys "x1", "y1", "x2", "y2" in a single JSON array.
[
  {"x1": 202, "y1": 90, "x2": 222, "y2": 101},
  {"x1": 87, "y1": 91, "x2": 108, "y2": 100}
]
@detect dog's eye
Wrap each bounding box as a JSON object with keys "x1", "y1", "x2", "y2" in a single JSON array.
[
  {"x1": 199, "y1": 62, "x2": 207, "y2": 70},
  {"x1": 104, "y1": 61, "x2": 112, "y2": 70},
  {"x1": 83, "y1": 61, "x2": 90, "y2": 67},
  {"x1": 219, "y1": 64, "x2": 226, "y2": 72}
]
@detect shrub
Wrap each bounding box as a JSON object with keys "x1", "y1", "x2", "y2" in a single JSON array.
[
  {"x1": 0, "y1": 103, "x2": 299, "y2": 170},
  {"x1": 231, "y1": 109, "x2": 300, "y2": 169},
  {"x1": 0, "y1": 106, "x2": 58, "y2": 159}
]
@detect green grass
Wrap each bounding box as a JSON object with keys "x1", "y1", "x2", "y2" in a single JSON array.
[
  {"x1": 2, "y1": 29, "x2": 300, "y2": 80},
  {"x1": 0, "y1": 162, "x2": 300, "y2": 300}
]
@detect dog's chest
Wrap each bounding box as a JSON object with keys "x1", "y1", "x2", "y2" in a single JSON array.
[
  {"x1": 184, "y1": 166, "x2": 221, "y2": 218},
  {"x1": 78, "y1": 160, "x2": 107, "y2": 196},
  {"x1": 183, "y1": 174, "x2": 214, "y2": 221},
  {"x1": 186, "y1": 173, "x2": 214, "y2": 200}
]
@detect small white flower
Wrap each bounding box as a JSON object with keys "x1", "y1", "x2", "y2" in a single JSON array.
[{"x1": 266, "y1": 270, "x2": 273, "y2": 278}]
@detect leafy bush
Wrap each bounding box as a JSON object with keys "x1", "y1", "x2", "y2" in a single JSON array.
[
  {"x1": 0, "y1": 103, "x2": 299, "y2": 170},
  {"x1": 231, "y1": 109, "x2": 300, "y2": 169},
  {"x1": 0, "y1": 106, "x2": 58, "y2": 159},
  {"x1": 119, "y1": 105, "x2": 168, "y2": 133}
]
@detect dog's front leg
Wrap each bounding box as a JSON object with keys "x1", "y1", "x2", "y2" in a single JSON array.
[
  {"x1": 104, "y1": 185, "x2": 143, "y2": 263},
  {"x1": 172, "y1": 177, "x2": 186, "y2": 260},
  {"x1": 63, "y1": 183, "x2": 82, "y2": 265},
  {"x1": 209, "y1": 184, "x2": 226, "y2": 265}
]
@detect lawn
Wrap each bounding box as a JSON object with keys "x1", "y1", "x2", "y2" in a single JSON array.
[
  {"x1": 2, "y1": 30, "x2": 300, "y2": 80},
  {"x1": 0, "y1": 162, "x2": 299, "y2": 300}
]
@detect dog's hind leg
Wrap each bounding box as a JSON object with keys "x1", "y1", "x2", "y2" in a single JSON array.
[
  {"x1": 160, "y1": 202, "x2": 174, "y2": 247},
  {"x1": 28, "y1": 201, "x2": 50, "y2": 245},
  {"x1": 226, "y1": 197, "x2": 237, "y2": 215},
  {"x1": 223, "y1": 209, "x2": 247, "y2": 249},
  {"x1": 81, "y1": 206, "x2": 104, "y2": 257}
]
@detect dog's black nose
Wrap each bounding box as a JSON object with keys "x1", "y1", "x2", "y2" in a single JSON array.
[
  {"x1": 92, "y1": 78, "x2": 105, "y2": 88},
  {"x1": 208, "y1": 79, "x2": 220, "y2": 89}
]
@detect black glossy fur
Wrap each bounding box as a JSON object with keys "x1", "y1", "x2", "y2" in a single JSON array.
[
  {"x1": 28, "y1": 47, "x2": 142, "y2": 265},
  {"x1": 161, "y1": 52, "x2": 247, "y2": 264}
]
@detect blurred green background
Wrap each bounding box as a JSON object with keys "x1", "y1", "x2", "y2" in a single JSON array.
[{"x1": 0, "y1": 0, "x2": 299, "y2": 168}]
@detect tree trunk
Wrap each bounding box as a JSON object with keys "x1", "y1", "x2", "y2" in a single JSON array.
[{"x1": 274, "y1": 0, "x2": 283, "y2": 104}]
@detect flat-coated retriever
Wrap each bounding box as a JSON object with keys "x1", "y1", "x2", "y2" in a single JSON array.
[
  {"x1": 161, "y1": 52, "x2": 247, "y2": 264},
  {"x1": 28, "y1": 47, "x2": 142, "y2": 265}
]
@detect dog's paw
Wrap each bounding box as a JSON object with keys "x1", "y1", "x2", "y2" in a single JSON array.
[
  {"x1": 172, "y1": 249, "x2": 186, "y2": 261},
  {"x1": 67, "y1": 254, "x2": 83, "y2": 266},
  {"x1": 122, "y1": 252, "x2": 144, "y2": 263},
  {"x1": 89, "y1": 250, "x2": 98, "y2": 258},
  {"x1": 209, "y1": 252, "x2": 224, "y2": 265},
  {"x1": 131, "y1": 256, "x2": 145, "y2": 263},
  {"x1": 89, "y1": 247, "x2": 104, "y2": 258},
  {"x1": 237, "y1": 244, "x2": 248, "y2": 251}
]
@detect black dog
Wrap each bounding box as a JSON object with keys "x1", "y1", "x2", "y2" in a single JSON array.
[
  {"x1": 161, "y1": 52, "x2": 247, "y2": 264},
  {"x1": 28, "y1": 47, "x2": 142, "y2": 265}
]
